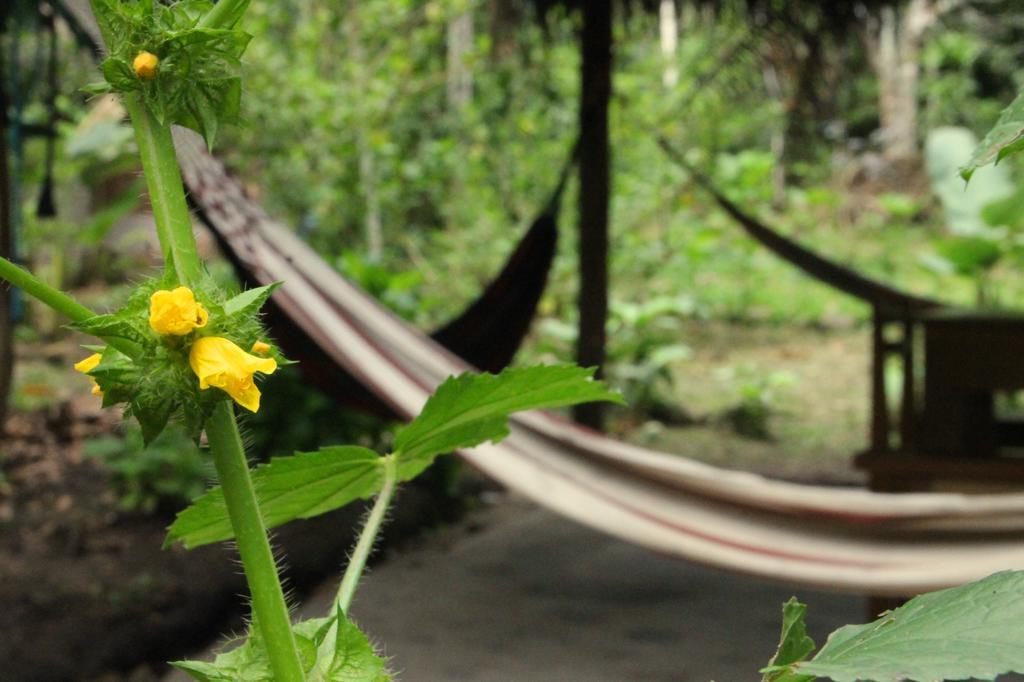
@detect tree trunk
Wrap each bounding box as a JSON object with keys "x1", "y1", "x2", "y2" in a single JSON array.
[
  {"x1": 446, "y1": 10, "x2": 474, "y2": 110},
  {"x1": 863, "y1": 0, "x2": 954, "y2": 161},
  {"x1": 876, "y1": 5, "x2": 918, "y2": 159},
  {"x1": 488, "y1": 0, "x2": 520, "y2": 63},
  {"x1": 345, "y1": 13, "x2": 383, "y2": 260},
  {"x1": 761, "y1": 59, "x2": 786, "y2": 206},
  {"x1": 573, "y1": 0, "x2": 613, "y2": 431},
  {"x1": 659, "y1": 0, "x2": 678, "y2": 89},
  {"x1": 356, "y1": 135, "x2": 382, "y2": 262},
  {"x1": 0, "y1": 56, "x2": 12, "y2": 434}
]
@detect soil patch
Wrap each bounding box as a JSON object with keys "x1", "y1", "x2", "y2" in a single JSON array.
[
  {"x1": 0, "y1": 344, "x2": 458, "y2": 681},
  {"x1": 618, "y1": 321, "x2": 869, "y2": 484}
]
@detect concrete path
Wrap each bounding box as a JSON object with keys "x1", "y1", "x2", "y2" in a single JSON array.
[{"x1": 297, "y1": 494, "x2": 866, "y2": 681}]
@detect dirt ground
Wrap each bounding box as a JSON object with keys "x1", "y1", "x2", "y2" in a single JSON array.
[
  {"x1": 622, "y1": 321, "x2": 870, "y2": 484},
  {"x1": 0, "y1": 340, "x2": 458, "y2": 681}
]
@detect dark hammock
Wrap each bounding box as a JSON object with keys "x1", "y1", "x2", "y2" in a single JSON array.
[
  {"x1": 657, "y1": 138, "x2": 943, "y2": 318},
  {"x1": 656, "y1": 138, "x2": 949, "y2": 457},
  {"x1": 58, "y1": 0, "x2": 568, "y2": 417}
]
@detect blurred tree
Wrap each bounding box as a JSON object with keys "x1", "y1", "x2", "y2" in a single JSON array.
[
  {"x1": 0, "y1": 48, "x2": 11, "y2": 433},
  {"x1": 488, "y1": 0, "x2": 522, "y2": 62},
  {"x1": 859, "y1": 0, "x2": 964, "y2": 162},
  {"x1": 659, "y1": 0, "x2": 679, "y2": 88},
  {"x1": 446, "y1": 4, "x2": 474, "y2": 109}
]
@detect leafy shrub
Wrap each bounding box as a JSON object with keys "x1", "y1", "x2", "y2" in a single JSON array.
[{"x1": 84, "y1": 423, "x2": 210, "y2": 514}]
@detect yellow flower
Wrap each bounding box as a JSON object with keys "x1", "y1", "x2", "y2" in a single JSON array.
[
  {"x1": 190, "y1": 337, "x2": 277, "y2": 413},
  {"x1": 251, "y1": 341, "x2": 272, "y2": 355},
  {"x1": 73, "y1": 353, "x2": 103, "y2": 396},
  {"x1": 149, "y1": 287, "x2": 209, "y2": 336},
  {"x1": 133, "y1": 51, "x2": 159, "y2": 80}
]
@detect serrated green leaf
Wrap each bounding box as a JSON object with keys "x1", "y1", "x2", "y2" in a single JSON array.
[
  {"x1": 962, "y1": 88, "x2": 1024, "y2": 180},
  {"x1": 325, "y1": 609, "x2": 391, "y2": 681},
  {"x1": 100, "y1": 57, "x2": 138, "y2": 91},
  {"x1": 166, "y1": 446, "x2": 383, "y2": 548},
  {"x1": 131, "y1": 393, "x2": 175, "y2": 445},
  {"x1": 760, "y1": 598, "x2": 816, "y2": 682},
  {"x1": 794, "y1": 570, "x2": 1024, "y2": 682},
  {"x1": 169, "y1": 661, "x2": 227, "y2": 682},
  {"x1": 224, "y1": 282, "x2": 281, "y2": 317},
  {"x1": 89, "y1": 347, "x2": 139, "y2": 406},
  {"x1": 175, "y1": 612, "x2": 390, "y2": 682},
  {"x1": 90, "y1": 0, "x2": 252, "y2": 148},
  {"x1": 172, "y1": 632, "x2": 270, "y2": 681},
  {"x1": 393, "y1": 365, "x2": 623, "y2": 480},
  {"x1": 295, "y1": 632, "x2": 319, "y2": 674},
  {"x1": 926, "y1": 127, "x2": 1014, "y2": 235},
  {"x1": 71, "y1": 313, "x2": 146, "y2": 344}
]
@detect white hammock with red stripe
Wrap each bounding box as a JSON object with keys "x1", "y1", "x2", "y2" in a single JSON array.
[{"x1": 170, "y1": 129, "x2": 1024, "y2": 596}]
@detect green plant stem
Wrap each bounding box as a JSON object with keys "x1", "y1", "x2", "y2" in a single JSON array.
[
  {"x1": 95, "y1": 4, "x2": 300, "y2": 675},
  {"x1": 0, "y1": 255, "x2": 140, "y2": 357},
  {"x1": 122, "y1": 93, "x2": 201, "y2": 287},
  {"x1": 205, "y1": 401, "x2": 306, "y2": 682},
  {"x1": 0, "y1": 255, "x2": 94, "y2": 323},
  {"x1": 336, "y1": 453, "x2": 398, "y2": 615}
]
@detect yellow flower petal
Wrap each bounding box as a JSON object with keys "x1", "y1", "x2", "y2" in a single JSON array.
[
  {"x1": 251, "y1": 341, "x2": 272, "y2": 355},
  {"x1": 74, "y1": 353, "x2": 103, "y2": 398},
  {"x1": 189, "y1": 337, "x2": 277, "y2": 412},
  {"x1": 150, "y1": 287, "x2": 209, "y2": 336},
  {"x1": 74, "y1": 353, "x2": 102, "y2": 374}
]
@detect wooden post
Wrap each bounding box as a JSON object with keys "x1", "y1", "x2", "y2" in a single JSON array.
[
  {"x1": 573, "y1": 0, "x2": 612, "y2": 430},
  {"x1": 899, "y1": 317, "x2": 915, "y2": 452},
  {"x1": 870, "y1": 308, "x2": 889, "y2": 454}
]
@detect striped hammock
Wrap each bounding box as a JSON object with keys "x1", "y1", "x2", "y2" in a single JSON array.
[
  {"x1": 55, "y1": 0, "x2": 1024, "y2": 595},
  {"x1": 173, "y1": 129, "x2": 1024, "y2": 597}
]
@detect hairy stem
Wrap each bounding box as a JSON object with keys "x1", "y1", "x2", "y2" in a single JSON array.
[
  {"x1": 0, "y1": 256, "x2": 139, "y2": 357},
  {"x1": 90, "y1": 3, "x2": 302, "y2": 676},
  {"x1": 336, "y1": 454, "x2": 398, "y2": 615},
  {"x1": 122, "y1": 93, "x2": 201, "y2": 287},
  {"x1": 206, "y1": 402, "x2": 306, "y2": 681},
  {"x1": 0, "y1": 256, "x2": 93, "y2": 322}
]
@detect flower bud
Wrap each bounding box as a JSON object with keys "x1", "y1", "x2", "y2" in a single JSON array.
[{"x1": 133, "y1": 51, "x2": 159, "y2": 80}]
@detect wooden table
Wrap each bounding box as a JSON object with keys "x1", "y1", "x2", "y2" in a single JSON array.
[{"x1": 857, "y1": 310, "x2": 1024, "y2": 492}]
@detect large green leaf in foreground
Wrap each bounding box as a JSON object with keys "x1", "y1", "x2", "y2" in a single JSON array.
[
  {"x1": 167, "y1": 365, "x2": 620, "y2": 548},
  {"x1": 393, "y1": 364, "x2": 623, "y2": 480},
  {"x1": 167, "y1": 445, "x2": 383, "y2": 548},
  {"x1": 961, "y1": 88, "x2": 1024, "y2": 181},
  {"x1": 765, "y1": 571, "x2": 1024, "y2": 682}
]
